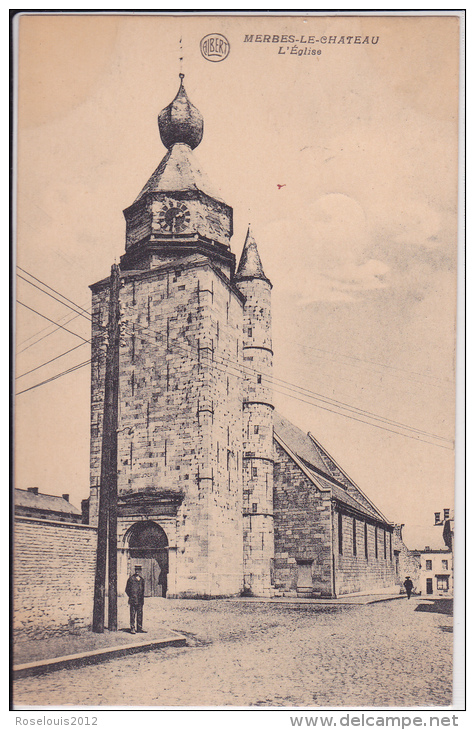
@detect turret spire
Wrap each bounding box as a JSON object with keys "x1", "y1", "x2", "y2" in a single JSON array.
[
  {"x1": 158, "y1": 74, "x2": 203, "y2": 150},
  {"x1": 235, "y1": 226, "x2": 270, "y2": 283}
]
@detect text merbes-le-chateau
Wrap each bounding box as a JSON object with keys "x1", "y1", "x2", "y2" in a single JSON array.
[{"x1": 244, "y1": 34, "x2": 380, "y2": 45}]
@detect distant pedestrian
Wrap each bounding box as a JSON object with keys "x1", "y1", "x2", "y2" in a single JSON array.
[
  {"x1": 126, "y1": 565, "x2": 146, "y2": 633},
  {"x1": 403, "y1": 576, "x2": 414, "y2": 600}
]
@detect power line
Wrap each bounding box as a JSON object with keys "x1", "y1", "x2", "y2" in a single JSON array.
[
  {"x1": 16, "y1": 314, "x2": 451, "y2": 448},
  {"x1": 17, "y1": 300, "x2": 90, "y2": 344},
  {"x1": 287, "y1": 338, "x2": 454, "y2": 388},
  {"x1": 193, "y1": 350, "x2": 454, "y2": 451},
  {"x1": 120, "y1": 327, "x2": 453, "y2": 451},
  {"x1": 17, "y1": 266, "x2": 92, "y2": 318},
  {"x1": 15, "y1": 359, "x2": 91, "y2": 396},
  {"x1": 17, "y1": 273, "x2": 91, "y2": 321},
  {"x1": 16, "y1": 266, "x2": 452, "y2": 422},
  {"x1": 15, "y1": 269, "x2": 453, "y2": 449},
  {"x1": 17, "y1": 308, "x2": 92, "y2": 352},
  {"x1": 123, "y1": 321, "x2": 452, "y2": 443},
  {"x1": 16, "y1": 341, "x2": 90, "y2": 380},
  {"x1": 122, "y1": 319, "x2": 452, "y2": 445}
]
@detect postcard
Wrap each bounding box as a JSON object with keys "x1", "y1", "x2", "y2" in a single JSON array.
[{"x1": 12, "y1": 11, "x2": 463, "y2": 715}]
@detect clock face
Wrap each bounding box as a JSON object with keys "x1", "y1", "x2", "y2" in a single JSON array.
[{"x1": 158, "y1": 201, "x2": 191, "y2": 233}]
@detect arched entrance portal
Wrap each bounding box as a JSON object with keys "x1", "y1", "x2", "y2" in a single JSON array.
[{"x1": 127, "y1": 522, "x2": 169, "y2": 597}]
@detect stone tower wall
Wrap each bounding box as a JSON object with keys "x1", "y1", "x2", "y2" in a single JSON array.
[
  {"x1": 90, "y1": 257, "x2": 244, "y2": 597},
  {"x1": 235, "y1": 278, "x2": 274, "y2": 596}
]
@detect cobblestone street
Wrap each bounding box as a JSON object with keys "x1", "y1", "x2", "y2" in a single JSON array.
[{"x1": 13, "y1": 597, "x2": 453, "y2": 708}]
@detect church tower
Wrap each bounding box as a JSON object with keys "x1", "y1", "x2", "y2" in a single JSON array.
[
  {"x1": 89, "y1": 76, "x2": 245, "y2": 598},
  {"x1": 234, "y1": 228, "x2": 274, "y2": 596}
]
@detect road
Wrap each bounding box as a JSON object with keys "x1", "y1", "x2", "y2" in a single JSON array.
[{"x1": 13, "y1": 597, "x2": 453, "y2": 708}]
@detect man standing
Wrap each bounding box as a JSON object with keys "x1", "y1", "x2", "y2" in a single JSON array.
[
  {"x1": 125, "y1": 565, "x2": 146, "y2": 633},
  {"x1": 403, "y1": 576, "x2": 414, "y2": 600}
]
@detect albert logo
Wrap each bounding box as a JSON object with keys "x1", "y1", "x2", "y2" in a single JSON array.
[{"x1": 200, "y1": 34, "x2": 230, "y2": 62}]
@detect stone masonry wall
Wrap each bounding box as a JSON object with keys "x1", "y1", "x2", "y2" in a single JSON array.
[
  {"x1": 273, "y1": 442, "x2": 333, "y2": 597},
  {"x1": 13, "y1": 517, "x2": 97, "y2": 639},
  {"x1": 90, "y1": 256, "x2": 244, "y2": 597},
  {"x1": 236, "y1": 277, "x2": 274, "y2": 596},
  {"x1": 332, "y1": 510, "x2": 397, "y2": 596}
]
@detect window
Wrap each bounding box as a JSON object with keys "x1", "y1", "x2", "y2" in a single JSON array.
[
  {"x1": 338, "y1": 513, "x2": 343, "y2": 555},
  {"x1": 252, "y1": 466, "x2": 258, "y2": 478},
  {"x1": 248, "y1": 327, "x2": 252, "y2": 337},
  {"x1": 252, "y1": 503, "x2": 258, "y2": 513},
  {"x1": 436, "y1": 576, "x2": 449, "y2": 592},
  {"x1": 425, "y1": 560, "x2": 432, "y2": 571},
  {"x1": 352, "y1": 518, "x2": 357, "y2": 556},
  {"x1": 257, "y1": 374, "x2": 262, "y2": 384},
  {"x1": 254, "y1": 425, "x2": 259, "y2": 434},
  {"x1": 442, "y1": 560, "x2": 448, "y2": 571},
  {"x1": 443, "y1": 508, "x2": 450, "y2": 520},
  {"x1": 434, "y1": 512, "x2": 441, "y2": 523}
]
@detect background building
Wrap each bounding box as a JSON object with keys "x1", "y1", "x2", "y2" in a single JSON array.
[
  {"x1": 410, "y1": 548, "x2": 453, "y2": 597},
  {"x1": 15, "y1": 488, "x2": 82, "y2": 523}
]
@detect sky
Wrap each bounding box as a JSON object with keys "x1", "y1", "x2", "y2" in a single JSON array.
[{"x1": 14, "y1": 12, "x2": 461, "y2": 551}]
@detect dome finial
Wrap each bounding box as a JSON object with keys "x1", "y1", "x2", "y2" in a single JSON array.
[{"x1": 158, "y1": 75, "x2": 203, "y2": 150}]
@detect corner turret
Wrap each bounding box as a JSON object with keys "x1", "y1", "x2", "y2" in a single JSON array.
[
  {"x1": 234, "y1": 227, "x2": 274, "y2": 596},
  {"x1": 235, "y1": 227, "x2": 271, "y2": 286}
]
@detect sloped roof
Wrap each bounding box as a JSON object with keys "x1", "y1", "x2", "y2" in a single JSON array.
[
  {"x1": 15, "y1": 489, "x2": 81, "y2": 516},
  {"x1": 235, "y1": 227, "x2": 269, "y2": 282},
  {"x1": 273, "y1": 411, "x2": 387, "y2": 523},
  {"x1": 132, "y1": 143, "x2": 224, "y2": 206},
  {"x1": 274, "y1": 412, "x2": 329, "y2": 473}
]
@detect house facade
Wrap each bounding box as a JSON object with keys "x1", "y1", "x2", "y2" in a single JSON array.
[{"x1": 411, "y1": 549, "x2": 453, "y2": 597}]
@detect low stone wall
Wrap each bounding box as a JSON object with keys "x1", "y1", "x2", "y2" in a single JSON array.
[{"x1": 13, "y1": 517, "x2": 97, "y2": 639}]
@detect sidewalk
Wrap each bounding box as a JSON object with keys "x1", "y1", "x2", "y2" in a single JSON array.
[
  {"x1": 224, "y1": 591, "x2": 407, "y2": 606},
  {"x1": 13, "y1": 623, "x2": 187, "y2": 680}
]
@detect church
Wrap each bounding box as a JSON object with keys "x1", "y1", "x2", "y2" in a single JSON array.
[{"x1": 89, "y1": 75, "x2": 398, "y2": 600}]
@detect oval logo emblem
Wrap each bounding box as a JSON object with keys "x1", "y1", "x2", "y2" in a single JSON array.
[{"x1": 200, "y1": 33, "x2": 230, "y2": 62}]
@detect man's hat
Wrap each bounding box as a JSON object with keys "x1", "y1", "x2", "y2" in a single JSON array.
[{"x1": 135, "y1": 565, "x2": 143, "y2": 571}]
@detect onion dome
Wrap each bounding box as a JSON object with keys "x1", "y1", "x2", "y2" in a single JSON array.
[{"x1": 158, "y1": 73, "x2": 203, "y2": 150}]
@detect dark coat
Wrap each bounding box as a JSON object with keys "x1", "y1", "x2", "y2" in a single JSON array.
[
  {"x1": 125, "y1": 574, "x2": 145, "y2": 605},
  {"x1": 403, "y1": 578, "x2": 414, "y2": 592}
]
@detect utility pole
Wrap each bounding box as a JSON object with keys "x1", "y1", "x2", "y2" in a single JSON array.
[
  {"x1": 92, "y1": 264, "x2": 120, "y2": 633},
  {"x1": 107, "y1": 264, "x2": 120, "y2": 631}
]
